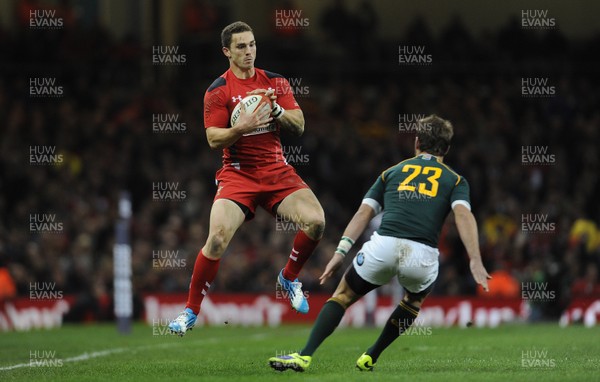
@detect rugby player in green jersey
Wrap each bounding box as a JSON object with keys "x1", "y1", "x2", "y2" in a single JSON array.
[{"x1": 269, "y1": 114, "x2": 491, "y2": 372}]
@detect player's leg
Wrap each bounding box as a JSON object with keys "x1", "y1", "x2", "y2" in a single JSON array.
[
  {"x1": 358, "y1": 239, "x2": 439, "y2": 369},
  {"x1": 187, "y1": 198, "x2": 246, "y2": 308},
  {"x1": 169, "y1": 199, "x2": 245, "y2": 335},
  {"x1": 274, "y1": 188, "x2": 325, "y2": 313},
  {"x1": 269, "y1": 266, "x2": 376, "y2": 372},
  {"x1": 299, "y1": 265, "x2": 376, "y2": 356},
  {"x1": 277, "y1": 188, "x2": 325, "y2": 279},
  {"x1": 269, "y1": 233, "x2": 398, "y2": 372},
  {"x1": 358, "y1": 287, "x2": 431, "y2": 370}
]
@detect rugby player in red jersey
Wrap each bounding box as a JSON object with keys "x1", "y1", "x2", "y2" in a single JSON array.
[{"x1": 169, "y1": 21, "x2": 325, "y2": 335}]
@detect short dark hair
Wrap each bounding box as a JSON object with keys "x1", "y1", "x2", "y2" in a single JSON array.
[
  {"x1": 221, "y1": 21, "x2": 253, "y2": 48},
  {"x1": 416, "y1": 115, "x2": 454, "y2": 156}
]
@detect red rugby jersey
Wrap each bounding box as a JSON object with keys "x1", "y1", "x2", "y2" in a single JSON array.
[{"x1": 203, "y1": 68, "x2": 300, "y2": 169}]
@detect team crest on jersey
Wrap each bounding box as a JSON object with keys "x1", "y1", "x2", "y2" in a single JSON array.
[{"x1": 356, "y1": 252, "x2": 365, "y2": 266}]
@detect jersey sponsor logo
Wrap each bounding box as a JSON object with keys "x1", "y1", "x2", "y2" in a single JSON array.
[
  {"x1": 242, "y1": 123, "x2": 277, "y2": 136},
  {"x1": 356, "y1": 252, "x2": 365, "y2": 266},
  {"x1": 232, "y1": 95, "x2": 243, "y2": 103}
]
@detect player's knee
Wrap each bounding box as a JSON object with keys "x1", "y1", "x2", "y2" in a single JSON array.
[
  {"x1": 205, "y1": 228, "x2": 230, "y2": 258},
  {"x1": 332, "y1": 284, "x2": 360, "y2": 308},
  {"x1": 403, "y1": 294, "x2": 425, "y2": 308},
  {"x1": 331, "y1": 292, "x2": 353, "y2": 308},
  {"x1": 303, "y1": 215, "x2": 325, "y2": 240}
]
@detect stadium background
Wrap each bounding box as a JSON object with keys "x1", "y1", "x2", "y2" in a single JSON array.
[{"x1": 0, "y1": 0, "x2": 599, "y2": 327}]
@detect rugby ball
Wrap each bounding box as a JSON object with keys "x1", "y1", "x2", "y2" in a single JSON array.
[{"x1": 230, "y1": 94, "x2": 271, "y2": 126}]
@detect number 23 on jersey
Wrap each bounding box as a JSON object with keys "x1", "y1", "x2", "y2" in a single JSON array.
[{"x1": 397, "y1": 165, "x2": 442, "y2": 197}]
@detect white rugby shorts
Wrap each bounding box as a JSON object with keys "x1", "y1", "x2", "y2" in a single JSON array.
[{"x1": 352, "y1": 232, "x2": 439, "y2": 293}]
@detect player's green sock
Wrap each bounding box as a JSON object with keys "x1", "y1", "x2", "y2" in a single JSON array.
[
  {"x1": 300, "y1": 298, "x2": 346, "y2": 356},
  {"x1": 366, "y1": 300, "x2": 420, "y2": 362}
]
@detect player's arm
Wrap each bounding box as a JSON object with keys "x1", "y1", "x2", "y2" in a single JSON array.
[
  {"x1": 248, "y1": 85, "x2": 304, "y2": 136},
  {"x1": 339, "y1": 203, "x2": 377, "y2": 244},
  {"x1": 319, "y1": 203, "x2": 376, "y2": 285},
  {"x1": 275, "y1": 108, "x2": 304, "y2": 136},
  {"x1": 205, "y1": 102, "x2": 273, "y2": 150},
  {"x1": 453, "y1": 204, "x2": 491, "y2": 291},
  {"x1": 318, "y1": 174, "x2": 385, "y2": 284}
]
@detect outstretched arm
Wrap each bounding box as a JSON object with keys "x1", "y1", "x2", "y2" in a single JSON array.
[
  {"x1": 453, "y1": 204, "x2": 491, "y2": 291},
  {"x1": 319, "y1": 203, "x2": 376, "y2": 284}
]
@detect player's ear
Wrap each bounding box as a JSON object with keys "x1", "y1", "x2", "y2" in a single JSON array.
[{"x1": 222, "y1": 47, "x2": 231, "y2": 59}]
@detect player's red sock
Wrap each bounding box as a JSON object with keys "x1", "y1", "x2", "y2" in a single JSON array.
[
  {"x1": 185, "y1": 250, "x2": 220, "y2": 314},
  {"x1": 282, "y1": 230, "x2": 320, "y2": 281}
]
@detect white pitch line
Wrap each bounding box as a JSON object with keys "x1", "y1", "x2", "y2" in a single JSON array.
[
  {"x1": 0, "y1": 348, "x2": 128, "y2": 371},
  {"x1": 0, "y1": 330, "x2": 274, "y2": 372}
]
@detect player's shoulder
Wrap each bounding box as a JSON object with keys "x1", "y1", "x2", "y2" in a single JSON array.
[
  {"x1": 206, "y1": 73, "x2": 227, "y2": 92},
  {"x1": 380, "y1": 156, "x2": 416, "y2": 181},
  {"x1": 256, "y1": 67, "x2": 285, "y2": 80},
  {"x1": 208, "y1": 69, "x2": 245, "y2": 93},
  {"x1": 435, "y1": 160, "x2": 468, "y2": 187}
]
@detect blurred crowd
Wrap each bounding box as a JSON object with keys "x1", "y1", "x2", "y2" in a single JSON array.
[{"x1": 1, "y1": 0, "x2": 599, "y2": 321}]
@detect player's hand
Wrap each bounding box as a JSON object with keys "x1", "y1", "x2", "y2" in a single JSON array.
[
  {"x1": 470, "y1": 258, "x2": 492, "y2": 292},
  {"x1": 319, "y1": 252, "x2": 345, "y2": 285},
  {"x1": 234, "y1": 99, "x2": 273, "y2": 134},
  {"x1": 247, "y1": 88, "x2": 277, "y2": 108}
]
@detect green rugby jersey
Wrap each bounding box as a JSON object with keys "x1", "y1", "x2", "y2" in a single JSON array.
[{"x1": 363, "y1": 154, "x2": 470, "y2": 247}]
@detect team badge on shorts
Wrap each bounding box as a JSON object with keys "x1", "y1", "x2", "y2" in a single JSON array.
[{"x1": 356, "y1": 252, "x2": 365, "y2": 266}]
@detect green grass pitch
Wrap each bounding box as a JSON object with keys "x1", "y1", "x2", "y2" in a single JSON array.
[{"x1": 1, "y1": 323, "x2": 598, "y2": 381}]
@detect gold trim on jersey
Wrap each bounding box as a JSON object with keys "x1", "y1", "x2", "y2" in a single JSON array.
[
  {"x1": 436, "y1": 160, "x2": 462, "y2": 186},
  {"x1": 382, "y1": 155, "x2": 462, "y2": 186}
]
